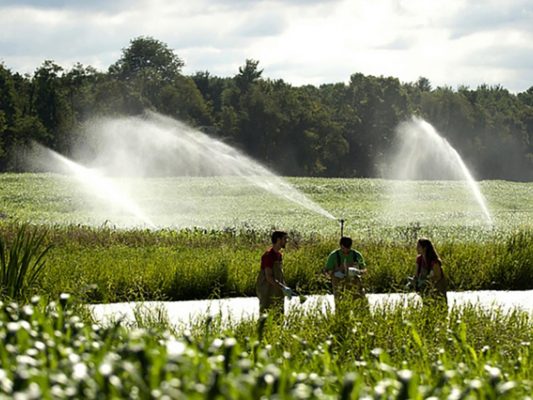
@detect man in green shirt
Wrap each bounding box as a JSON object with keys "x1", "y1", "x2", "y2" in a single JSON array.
[{"x1": 324, "y1": 236, "x2": 367, "y2": 313}]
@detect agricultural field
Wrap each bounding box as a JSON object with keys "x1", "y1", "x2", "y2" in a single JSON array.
[
  {"x1": 0, "y1": 173, "x2": 532, "y2": 302},
  {"x1": 0, "y1": 173, "x2": 531, "y2": 236},
  {"x1": 0, "y1": 173, "x2": 532, "y2": 398}
]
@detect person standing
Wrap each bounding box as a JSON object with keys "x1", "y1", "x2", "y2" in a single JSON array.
[
  {"x1": 256, "y1": 231, "x2": 292, "y2": 315},
  {"x1": 324, "y1": 236, "x2": 367, "y2": 313},
  {"x1": 414, "y1": 237, "x2": 448, "y2": 305}
]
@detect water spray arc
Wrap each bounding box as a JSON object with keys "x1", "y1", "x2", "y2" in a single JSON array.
[
  {"x1": 30, "y1": 142, "x2": 155, "y2": 227},
  {"x1": 26, "y1": 112, "x2": 336, "y2": 228},
  {"x1": 82, "y1": 112, "x2": 336, "y2": 223},
  {"x1": 384, "y1": 117, "x2": 492, "y2": 225}
]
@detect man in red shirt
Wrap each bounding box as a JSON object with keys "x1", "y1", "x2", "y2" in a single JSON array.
[{"x1": 256, "y1": 230, "x2": 292, "y2": 315}]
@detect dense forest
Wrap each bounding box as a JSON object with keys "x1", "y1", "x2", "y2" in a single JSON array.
[{"x1": 1, "y1": 36, "x2": 532, "y2": 180}]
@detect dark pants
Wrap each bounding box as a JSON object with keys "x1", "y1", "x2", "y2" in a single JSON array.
[{"x1": 258, "y1": 294, "x2": 284, "y2": 316}]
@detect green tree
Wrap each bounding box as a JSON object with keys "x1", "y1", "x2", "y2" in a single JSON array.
[
  {"x1": 109, "y1": 36, "x2": 209, "y2": 125},
  {"x1": 109, "y1": 36, "x2": 183, "y2": 111},
  {"x1": 32, "y1": 61, "x2": 63, "y2": 133},
  {"x1": 92, "y1": 76, "x2": 144, "y2": 115},
  {"x1": 31, "y1": 60, "x2": 73, "y2": 151},
  {"x1": 0, "y1": 64, "x2": 18, "y2": 126},
  {"x1": 235, "y1": 59, "x2": 263, "y2": 92},
  {"x1": 109, "y1": 36, "x2": 184, "y2": 83},
  {"x1": 0, "y1": 64, "x2": 18, "y2": 164},
  {"x1": 155, "y1": 75, "x2": 211, "y2": 125},
  {"x1": 62, "y1": 63, "x2": 98, "y2": 121},
  {"x1": 415, "y1": 76, "x2": 432, "y2": 92},
  {"x1": 192, "y1": 71, "x2": 228, "y2": 115},
  {"x1": 0, "y1": 65, "x2": 49, "y2": 170}
]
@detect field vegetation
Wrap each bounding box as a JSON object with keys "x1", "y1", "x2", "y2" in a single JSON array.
[
  {"x1": 0, "y1": 294, "x2": 531, "y2": 398},
  {"x1": 0, "y1": 174, "x2": 531, "y2": 302},
  {"x1": 0, "y1": 174, "x2": 532, "y2": 398}
]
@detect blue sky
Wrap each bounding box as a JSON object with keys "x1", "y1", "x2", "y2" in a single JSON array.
[{"x1": 1, "y1": 0, "x2": 532, "y2": 92}]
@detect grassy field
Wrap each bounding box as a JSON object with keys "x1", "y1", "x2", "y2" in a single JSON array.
[
  {"x1": 1, "y1": 173, "x2": 531, "y2": 238},
  {"x1": 1, "y1": 173, "x2": 532, "y2": 398},
  {"x1": 0, "y1": 173, "x2": 532, "y2": 302}
]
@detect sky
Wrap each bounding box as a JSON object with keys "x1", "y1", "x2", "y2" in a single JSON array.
[{"x1": 1, "y1": 0, "x2": 532, "y2": 93}]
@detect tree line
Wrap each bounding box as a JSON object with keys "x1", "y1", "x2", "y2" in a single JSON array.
[{"x1": 1, "y1": 36, "x2": 532, "y2": 180}]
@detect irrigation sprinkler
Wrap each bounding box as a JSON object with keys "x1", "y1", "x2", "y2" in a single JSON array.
[{"x1": 339, "y1": 218, "x2": 345, "y2": 238}]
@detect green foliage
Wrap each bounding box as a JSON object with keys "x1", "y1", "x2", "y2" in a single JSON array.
[
  {"x1": 235, "y1": 59, "x2": 263, "y2": 92},
  {"x1": 1, "y1": 37, "x2": 532, "y2": 179},
  {"x1": 0, "y1": 224, "x2": 52, "y2": 300},
  {"x1": 490, "y1": 230, "x2": 533, "y2": 289},
  {"x1": 0, "y1": 175, "x2": 531, "y2": 302},
  {"x1": 109, "y1": 36, "x2": 184, "y2": 83},
  {"x1": 0, "y1": 224, "x2": 527, "y2": 303},
  {"x1": 0, "y1": 294, "x2": 531, "y2": 398}
]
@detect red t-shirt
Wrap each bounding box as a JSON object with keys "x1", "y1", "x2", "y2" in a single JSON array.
[{"x1": 261, "y1": 247, "x2": 282, "y2": 269}]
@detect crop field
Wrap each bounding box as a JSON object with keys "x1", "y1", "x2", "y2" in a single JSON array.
[
  {"x1": 0, "y1": 173, "x2": 532, "y2": 302},
  {"x1": 0, "y1": 173, "x2": 532, "y2": 398},
  {"x1": 1, "y1": 173, "x2": 531, "y2": 239}
]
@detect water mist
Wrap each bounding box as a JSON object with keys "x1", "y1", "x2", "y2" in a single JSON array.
[
  {"x1": 28, "y1": 142, "x2": 154, "y2": 227},
  {"x1": 382, "y1": 116, "x2": 492, "y2": 225},
  {"x1": 27, "y1": 111, "x2": 335, "y2": 227}
]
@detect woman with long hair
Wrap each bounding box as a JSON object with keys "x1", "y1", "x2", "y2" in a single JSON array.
[{"x1": 415, "y1": 238, "x2": 448, "y2": 304}]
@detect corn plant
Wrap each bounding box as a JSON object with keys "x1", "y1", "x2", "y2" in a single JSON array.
[{"x1": 0, "y1": 224, "x2": 52, "y2": 300}]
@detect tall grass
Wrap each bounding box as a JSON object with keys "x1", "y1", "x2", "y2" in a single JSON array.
[
  {"x1": 0, "y1": 223, "x2": 528, "y2": 302},
  {"x1": 1, "y1": 294, "x2": 531, "y2": 398},
  {"x1": 0, "y1": 224, "x2": 52, "y2": 300}
]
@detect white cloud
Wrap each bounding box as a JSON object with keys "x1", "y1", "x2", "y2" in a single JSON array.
[{"x1": 0, "y1": 0, "x2": 531, "y2": 92}]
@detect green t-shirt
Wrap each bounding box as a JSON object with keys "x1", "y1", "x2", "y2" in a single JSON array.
[{"x1": 325, "y1": 249, "x2": 366, "y2": 271}]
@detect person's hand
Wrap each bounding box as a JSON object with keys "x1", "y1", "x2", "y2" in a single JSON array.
[
  {"x1": 405, "y1": 276, "x2": 415, "y2": 291},
  {"x1": 281, "y1": 284, "x2": 293, "y2": 299},
  {"x1": 333, "y1": 271, "x2": 345, "y2": 279},
  {"x1": 347, "y1": 267, "x2": 362, "y2": 278}
]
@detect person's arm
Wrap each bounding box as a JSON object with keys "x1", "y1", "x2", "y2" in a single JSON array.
[
  {"x1": 324, "y1": 252, "x2": 336, "y2": 277},
  {"x1": 264, "y1": 265, "x2": 292, "y2": 297},
  {"x1": 429, "y1": 261, "x2": 444, "y2": 282},
  {"x1": 264, "y1": 267, "x2": 284, "y2": 288},
  {"x1": 354, "y1": 251, "x2": 367, "y2": 273},
  {"x1": 413, "y1": 257, "x2": 422, "y2": 291},
  {"x1": 414, "y1": 256, "x2": 421, "y2": 278}
]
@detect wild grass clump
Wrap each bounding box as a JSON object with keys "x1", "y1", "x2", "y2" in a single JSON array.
[
  {"x1": 489, "y1": 230, "x2": 533, "y2": 289},
  {"x1": 0, "y1": 224, "x2": 52, "y2": 300}
]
